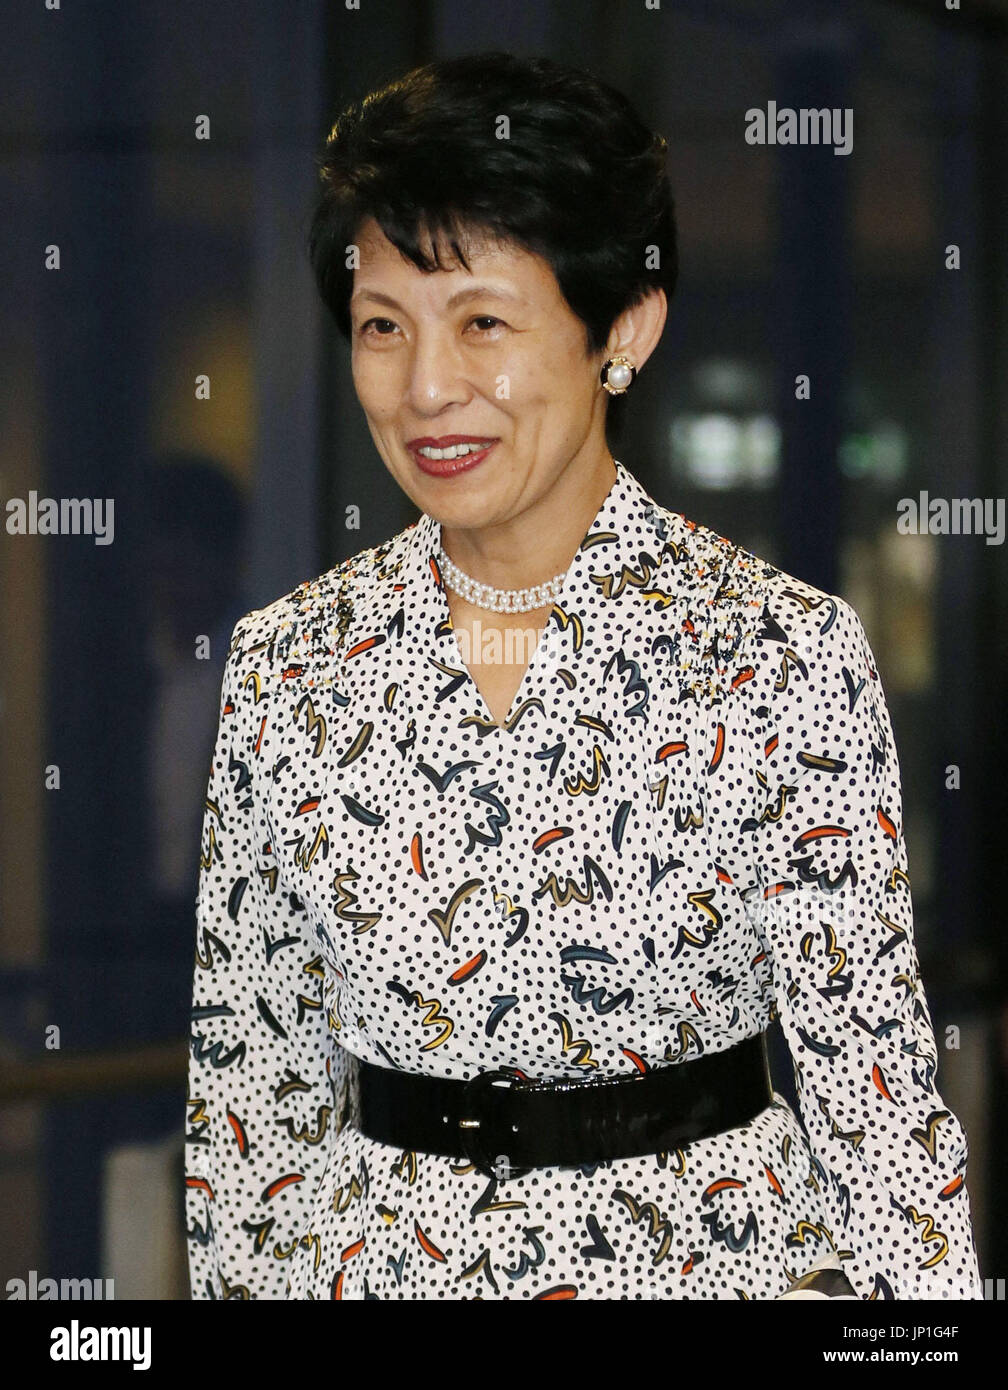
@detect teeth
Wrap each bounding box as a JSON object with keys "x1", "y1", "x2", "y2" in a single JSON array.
[{"x1": 416, "y1": 441, "x2": 490, "y2": 459}]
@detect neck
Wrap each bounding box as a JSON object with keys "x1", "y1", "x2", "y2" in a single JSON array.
[{"x1": 439, "y1": 443, "x2": 617, "y2": 593}]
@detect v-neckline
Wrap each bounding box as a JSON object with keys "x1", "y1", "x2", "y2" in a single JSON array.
[
  {"x1": 444, "y1": 599, "x2": 559, "y2": 734},
  {"x1": 407, "y1": 460, "x2": 635, "y2": 738},
  {"x1": 429, "y1": 475, "x2": 623, "y2": 737}
]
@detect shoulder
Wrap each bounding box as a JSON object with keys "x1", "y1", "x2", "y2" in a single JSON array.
[
  {"x1": 646, "y1": 501, "x2": 868, "y2": 705},
  {"x1": 220, "y1": 518, "x2": 420, "y2": 689}
]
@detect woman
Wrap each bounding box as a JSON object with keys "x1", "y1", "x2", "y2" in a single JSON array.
[{"x1": 185, "y1": 52, "x2": 983, "y2": 1301}]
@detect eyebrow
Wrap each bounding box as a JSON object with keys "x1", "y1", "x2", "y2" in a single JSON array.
[{"x1": 349, "y1": 284, "x2": 525, "y2": 311}]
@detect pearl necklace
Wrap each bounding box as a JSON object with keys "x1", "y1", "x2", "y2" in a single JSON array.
[{"x1": 436, "y1": 544, "x2": 566, "y2": 613}]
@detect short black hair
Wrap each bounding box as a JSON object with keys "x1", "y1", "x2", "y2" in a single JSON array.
[{"x1": 307, "y1": 51, "x2": 677, "y2": 357}]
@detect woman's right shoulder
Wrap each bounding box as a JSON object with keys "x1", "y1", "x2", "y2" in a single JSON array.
[{"x1": 221, "y1": 517, "x2": 422, "y2": 687}]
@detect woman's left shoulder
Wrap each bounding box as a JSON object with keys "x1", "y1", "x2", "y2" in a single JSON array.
[
  {"x1": 714, "y1": 531, "x2": 866, "y2": 656},
  {"x1": 645, "y1": 503, "x2": 868, "y2": 705}
]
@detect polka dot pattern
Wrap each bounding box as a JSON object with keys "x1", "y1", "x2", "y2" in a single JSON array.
[{"x1": 185, "y1": 462, "x2": 982, "y2": 1300}]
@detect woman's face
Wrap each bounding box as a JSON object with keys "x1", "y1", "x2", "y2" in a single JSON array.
[{"x1": 349, "y1": 217, "x2": 612, "y2": 534}]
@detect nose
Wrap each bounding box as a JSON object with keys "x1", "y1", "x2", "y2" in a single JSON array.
[{"x1": 405, "y1": 324, "x2": 471, "y2": 415}]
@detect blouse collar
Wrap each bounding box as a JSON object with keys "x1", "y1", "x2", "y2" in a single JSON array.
[
  {"x1": 296, "y1": 458, "x2": 769, "y2": 709},
  {"x1": 401, "y1": 458, "x2": 672, "y2": 615}
]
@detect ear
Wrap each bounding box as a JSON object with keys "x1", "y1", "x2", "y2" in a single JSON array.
[{"x1": 603, "y1": 288, "x2": 667, "y2": 372}]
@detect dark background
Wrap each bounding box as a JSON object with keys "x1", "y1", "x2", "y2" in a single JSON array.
[{"x1": 0, "y1": 0, "x2": 1005, "y2": 1297}]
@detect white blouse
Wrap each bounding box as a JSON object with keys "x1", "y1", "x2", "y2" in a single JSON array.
[{"x1": 185, "y1": 460, "x2": 982, "y2": 1300}]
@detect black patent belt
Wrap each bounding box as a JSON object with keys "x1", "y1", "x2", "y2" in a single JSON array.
[{"x1": 351, "y1": 1030, "x2": 774, "y2": 1180}]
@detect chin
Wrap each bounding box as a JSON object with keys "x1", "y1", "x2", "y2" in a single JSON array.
[
  {"x1": 431, "y1": 500, "x2": 498, "y2": 530},
  {"x1": 418, "y1": 476, "x2": 505, "y2": 516}
]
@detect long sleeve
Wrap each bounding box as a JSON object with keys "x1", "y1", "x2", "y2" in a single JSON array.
[
  {"x1": 739, "y1": 593, "x2": 982, "y2": 1300},
  {"x1": 184, "y1": 617, "x2": 346, "y2": 1299}
]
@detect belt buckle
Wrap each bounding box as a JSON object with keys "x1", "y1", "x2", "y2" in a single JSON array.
[{"x1": 458, "y1": 1067, "x2": 532, "y2": 1182}]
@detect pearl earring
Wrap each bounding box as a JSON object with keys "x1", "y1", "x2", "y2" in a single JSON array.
[{"x1": 600, "y1": 354, "x2": 637, "y2": 395}]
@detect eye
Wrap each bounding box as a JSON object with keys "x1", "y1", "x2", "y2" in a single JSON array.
[
  {"x1": 356, "y1": 314, "x2": 505, "y2": 340},
  {"x1": 467, "y1": 315, "x2": 505, "y2": 335},
  {"x1": 358, "y1": 317, "x2": 398, "y2": 337}
]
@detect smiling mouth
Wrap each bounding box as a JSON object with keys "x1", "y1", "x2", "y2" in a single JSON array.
[
  {"x1": 406, "y1": 436, "x2": 500, "y2": 478},
  {"x1": 409, "y1": 437, "x2": 497, "y2": 460}
]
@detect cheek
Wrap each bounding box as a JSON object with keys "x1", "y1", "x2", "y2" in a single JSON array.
[
  {"x1": 351, "y1": 353, "x2": 400, "y2": 419},
  {"x1": 503, "y1": 339, "x2": 595, "y2": 408},
  {"x1": 496, "y1": 356, "x2": 553, "y2": 410},
  {"x1": 508, "y1": 368, "x2": 593, "y2": 432}
]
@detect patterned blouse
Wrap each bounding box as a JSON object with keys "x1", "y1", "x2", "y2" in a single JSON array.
[{"x1": 185, "y1": 460, "x2": 983, "y2": 1300}]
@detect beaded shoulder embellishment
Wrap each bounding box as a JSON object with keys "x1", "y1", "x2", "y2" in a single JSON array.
[
  {"x1": 244, "y1": 533, "x2": 408, "y2": 691},
  {"x1": 644, "y1": 503, "x2": 777, "y2": 708}
]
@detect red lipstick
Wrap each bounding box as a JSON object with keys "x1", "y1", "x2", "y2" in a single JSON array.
[{"x1": 407, "y1": 435, "x2": 498, "y2": 477}]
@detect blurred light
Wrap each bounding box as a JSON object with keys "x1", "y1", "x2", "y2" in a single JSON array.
[
  {"x1": 689, "y1": 358, "x2": 769, "y2": 409},
  {"x1": 669, "y1": 412, "x2": 780, "y2": 489},
  {"x1": 881, "y1": 526, "x2": 937, "y2": 587},
  {"x1": 743, "y1": 414, "x2": 780, "y2": 485},
  {"x1": 838, "y1": 421, "x2": 909, "y2": 483}
]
